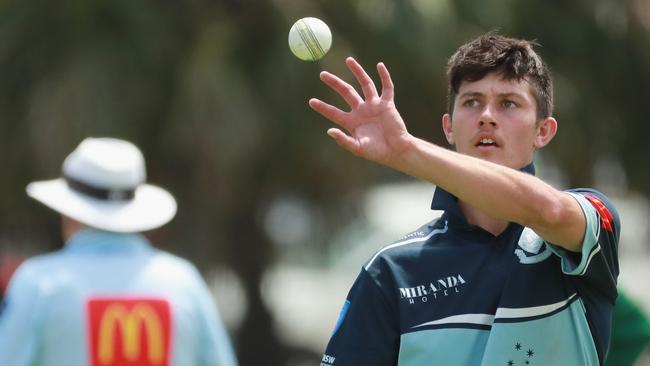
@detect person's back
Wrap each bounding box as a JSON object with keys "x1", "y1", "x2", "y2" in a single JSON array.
[{"x1": 0, "y1": 138, "x2": 237, "y2": 366}]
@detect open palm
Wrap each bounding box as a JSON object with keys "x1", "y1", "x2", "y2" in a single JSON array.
[{"x1": 309, "y1": 57, "x2": 412, "y2": 167}]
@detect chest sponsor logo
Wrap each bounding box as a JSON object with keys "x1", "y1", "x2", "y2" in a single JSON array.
[
  {"x1": 399, "y1": 274, "x2": 467, "y2": 304},
  {"x1": 87, "y1": 297, "x2": 172, "y2": 366}
]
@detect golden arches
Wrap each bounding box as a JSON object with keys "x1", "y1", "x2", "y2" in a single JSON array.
[{"x1": 97, "y1": 303, "x2": 165, "y2": 365}]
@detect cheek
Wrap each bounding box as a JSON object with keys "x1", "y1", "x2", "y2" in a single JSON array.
[
  {"x1": 505, "y1": 111, "x2": 538, "y2": 135},
  {"x1": 453, "y1": 108, "x2": 476, "y2": 121},
  {"x1": 449, "y1": 124, "x2": 473, "y2": 145},
  {"x1": 514, "y1": 129, "x2": 540, "y2": 150}
]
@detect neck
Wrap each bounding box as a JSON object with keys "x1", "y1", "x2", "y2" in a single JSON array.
[
  {"x1": 459, "y1": 201, "x2": 510, "y2": 236},
  {"x1": 62, "y1": 217, "x2": 87, "y2": 242}
]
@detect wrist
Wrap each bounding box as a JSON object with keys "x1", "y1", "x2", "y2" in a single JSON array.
[{"x1": 385, "y1": 133, "x2": 422, "y2": 172}]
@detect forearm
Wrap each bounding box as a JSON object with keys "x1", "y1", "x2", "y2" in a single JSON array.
[
  {"x1": 308, "y1": 57, "x2": 584, "y2": 249},
  {"x1": 390, "y1": 136, "x2": 584, "y2": 250}
]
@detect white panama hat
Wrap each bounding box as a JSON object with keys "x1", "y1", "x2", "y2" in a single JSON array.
[{"x1": 26, "y1": 137, "x2": 177, "y2": 233}]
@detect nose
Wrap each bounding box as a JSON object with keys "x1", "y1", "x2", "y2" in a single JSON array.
[{"x1": 479, "y1": 104, "x2": 497, "y2": 127}]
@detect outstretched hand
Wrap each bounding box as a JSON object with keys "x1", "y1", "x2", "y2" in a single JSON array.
[{"x1": 309, "y1": 57, "x2": 413, "y2": 167}]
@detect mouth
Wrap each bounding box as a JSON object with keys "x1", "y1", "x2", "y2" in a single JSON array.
[{"x1": 475, "y1": 137, "x2": 499, "y2": 148}]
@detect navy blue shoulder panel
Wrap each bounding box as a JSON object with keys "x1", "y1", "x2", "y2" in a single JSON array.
[{"x1": 364, "y1": 218, "x2": 446, "y2": 275}]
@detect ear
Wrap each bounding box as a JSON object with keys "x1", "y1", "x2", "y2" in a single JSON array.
[
  {"x1": 442, "y1": 113, "x2": 455, "y2": 145},
  {"x1": 534, "y1": 117, "x2": 558, "y2": 149}
]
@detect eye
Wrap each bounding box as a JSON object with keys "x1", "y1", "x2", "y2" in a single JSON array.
[
  {"x1": 503, "y1": 100, "x2": 518, "y2": 109},
  {"x1": 462, "y1": 99, "x2": 480, "y2": 108}
]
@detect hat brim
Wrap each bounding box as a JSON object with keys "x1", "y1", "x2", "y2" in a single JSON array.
[{"x1": 26, "y1": 179, "x2": 177, "y2": 233}]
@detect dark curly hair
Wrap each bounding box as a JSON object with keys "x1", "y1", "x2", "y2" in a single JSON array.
[{"x1": 446, "y1": 32, "x2": 553, "y2": 121}]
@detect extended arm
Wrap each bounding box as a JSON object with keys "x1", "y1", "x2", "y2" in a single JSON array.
[
  {"x1": 399, "y1": 140, "x2": 585, "y2": 251},
  {"x1": 309, "y1": 57, "x2": 585, "y2": 251}
]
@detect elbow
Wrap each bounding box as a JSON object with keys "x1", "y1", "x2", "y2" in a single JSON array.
[
  {"x1": 528, "y1": 193, "x2": 585, "y2": 252},
  {"x1": 527, "y1": 194, "x2": 574, "y2": 230},
  {"x1": 540, "y1": 198, "x2": 568, "y2": 228}
]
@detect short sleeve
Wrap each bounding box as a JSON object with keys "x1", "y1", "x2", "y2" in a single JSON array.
[
  {"x1": 0, "y1": 262, "x2": 42, "y2": 366},
  {"x1": 547, "y1": 189, "x2": 620, "y2": 301},
  {"x1": 321, "y1": 268, "x2": 400, "y2": 366}
]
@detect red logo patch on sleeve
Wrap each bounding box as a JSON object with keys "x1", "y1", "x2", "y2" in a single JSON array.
[
  {"x1": 87, "y1": 297, "x2": 172, "y2": 366},
  {"x1": 585, "y1": 194, "x2": 614, "y2": 233}
]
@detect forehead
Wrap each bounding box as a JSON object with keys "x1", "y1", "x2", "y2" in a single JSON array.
[{"x1": 457, "y1": 72, "x2": 534, "y2": 100}]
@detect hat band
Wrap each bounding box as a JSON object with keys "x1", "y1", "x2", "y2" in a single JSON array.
[{"x1": 64, "y1": 175, "x2": 135, "y2": 201}]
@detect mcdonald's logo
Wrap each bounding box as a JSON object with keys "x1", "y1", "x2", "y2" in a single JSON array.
[{"x1": 87, "y1": 297, "x2": 172, "y2": 366}]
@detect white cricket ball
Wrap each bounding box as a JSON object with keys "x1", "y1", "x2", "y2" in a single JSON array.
[{"x1": 288, "y1": 17, "x2": 332, "y2": 62}]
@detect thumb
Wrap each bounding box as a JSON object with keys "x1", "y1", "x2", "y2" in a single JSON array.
[{"x1": 327, "y1": 128, "x2": 361, "y2": 156}]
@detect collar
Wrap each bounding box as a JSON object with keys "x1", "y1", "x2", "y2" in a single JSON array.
[
  {"x1": 65, "y1": 228, "x2": 153, "y2": 255},
  {"x1": 430, "y1": 162, "x2": 536, "y2": 228}
]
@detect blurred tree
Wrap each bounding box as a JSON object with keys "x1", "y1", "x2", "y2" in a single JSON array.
[{"x1": 1, "y1": 0, "x2": 649, "y2": 364}]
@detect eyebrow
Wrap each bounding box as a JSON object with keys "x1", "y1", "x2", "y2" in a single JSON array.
[{"x1": 458, "y1": 91, "x2": 527, "y2": 100}]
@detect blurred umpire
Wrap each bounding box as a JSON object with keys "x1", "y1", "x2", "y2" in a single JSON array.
[{"x1": 0, "y1": 137, "x2": 238, "y2": 366}]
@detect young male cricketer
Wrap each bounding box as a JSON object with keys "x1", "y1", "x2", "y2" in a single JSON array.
[{"x1": 309, "y1": 33, "x2": 620, "y2": 365}]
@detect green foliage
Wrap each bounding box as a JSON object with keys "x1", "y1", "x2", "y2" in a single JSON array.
[{"x1": 1, "y1": 0, "x2": 648, "y2": 362}]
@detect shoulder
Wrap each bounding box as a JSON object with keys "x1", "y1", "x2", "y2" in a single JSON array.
[
  {"x1": 364, "y1": 218, "x2": 447, "y2": 274},
  {"x1": 147, "y1": 250, "x2": 207, "y2": 283},
  {"x1": 565, "y1": 188, "x2": 617, "y2": 210},
  {"x1": 565, "y1": 188, "x2": 620, "y2": 236},
  {"x1": 2, "y1": 251, "x2": 68, "y2": 298},
  {"x1": 565, "y1": 188, "x2": 618, "y2": 214},
  {"x1": 9, "y1": 251, "x2": 65, "y2": 282}
]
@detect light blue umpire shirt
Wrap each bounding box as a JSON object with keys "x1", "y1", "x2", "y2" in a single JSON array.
[{"x1": 0, "y1": 229, "x2": 238, "y2": 366}]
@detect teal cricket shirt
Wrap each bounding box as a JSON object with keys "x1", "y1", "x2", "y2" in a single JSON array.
[{"x1": 0, "y1": 229, "x2": 237, "y2": 366}]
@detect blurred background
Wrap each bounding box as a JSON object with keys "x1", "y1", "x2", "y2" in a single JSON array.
[{"x1": 1, "y1": 0, "x2": 649, "y2": 365}]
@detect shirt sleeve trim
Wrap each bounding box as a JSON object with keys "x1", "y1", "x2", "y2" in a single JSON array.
[{"x1": 547, "y1": 192, "x2": 601, "y2": 276}]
